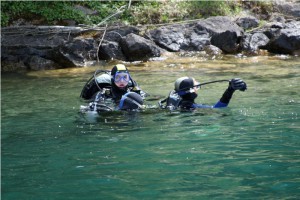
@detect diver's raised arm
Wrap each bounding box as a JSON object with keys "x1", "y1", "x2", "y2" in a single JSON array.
[{"x1": 214, "y1": 78, "x2": 247, "y2": 108}]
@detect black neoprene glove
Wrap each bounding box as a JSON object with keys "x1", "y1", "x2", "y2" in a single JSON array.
[
  {"x1": 220, "y1": 78, "x2": 247, "y2": 104},
  {"x1": 229, "y1": 78, "x2": 247, "y2": 91}
]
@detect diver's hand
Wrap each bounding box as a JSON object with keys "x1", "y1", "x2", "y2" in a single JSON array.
[
  {"x1": 219, "y1": 78, "x2": 246, "y2": 104},
  {"x1": 229, "y1": 78, "x2": 247, "y2": 91}
]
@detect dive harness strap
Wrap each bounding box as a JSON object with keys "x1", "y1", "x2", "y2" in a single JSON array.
[
  {"x1": 94, "y1": 70, "x2": 110, "y2": 91},
  {"x1": 176, "y1": 80, "x2": 229, "y2": 94}
]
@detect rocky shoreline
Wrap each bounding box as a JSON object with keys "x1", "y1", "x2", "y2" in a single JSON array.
[{"x1": 1, "y1": 14, "x2": 300, "y2": 72}]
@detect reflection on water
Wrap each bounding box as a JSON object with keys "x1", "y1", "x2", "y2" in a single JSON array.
[{"x1": 2, "y1": 55, "x2": 300, "y2": 199}]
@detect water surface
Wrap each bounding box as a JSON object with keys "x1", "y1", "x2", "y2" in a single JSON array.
[{"x1": 2, "y1": 55, "x2": 300, "y2": 199}]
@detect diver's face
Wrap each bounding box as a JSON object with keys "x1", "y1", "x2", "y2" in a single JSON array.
[{"x1": 114, "y1": 72, "x2": 129, "y2": 88}]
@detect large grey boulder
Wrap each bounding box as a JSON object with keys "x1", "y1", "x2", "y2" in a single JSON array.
[
  {"x1": 195, "y1": 16, "x2": 244, "y2": 53},
  {"x1": 241, "y1": 32, "x2": 270, "y2": 54},
  {"x1": 276, "y1": 1, "x2": 300, "y2": 17},
  {"x1": 262, "y1": 20, "x2": 300, "y2": 55},
  {"x1": 120, "y1": 33, "x2": 163, "y2": 61},
  {"x1": 97, "y1": 27, "x2": 140, "y2": 60},
  {"x1": 183, "y1": 30, "x2": 210, "y2": 51},
  {"x1": 1, "y1": 26, "x2": 85, "y2": 71},
  {"x1": 236, "y1": 16, "x2": 259, "y2": 30},
  {"x1": 147, "y1": 25, "x2": 187, "y2": 52},
  {"x1": 103, "y1": 26, "x2": 140, "y2": 42},
  {"x1": 51, "y1": 38, "x2": 98, "y2": 67},
  {"x1": 98, "y1": 41, "x2": 126, "y2": 61},
  {"x1": 147, "y1": 24, "x2": 210, "y2": 52},
  {"x1": 264, "y1": 28, "x2": 300, "y2": 55},
  {"x1": 25, "y1": 56, "x2": 61, "y2": 70}
]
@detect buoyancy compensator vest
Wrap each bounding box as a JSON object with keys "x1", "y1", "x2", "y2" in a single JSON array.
[{"x1": 158, "y1": 90, "x2": 182, "y2": 110}]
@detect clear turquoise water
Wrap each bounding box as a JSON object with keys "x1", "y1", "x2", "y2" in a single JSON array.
[{"x1": 2, "y1": 55, "x2": 300, "y2": 199}]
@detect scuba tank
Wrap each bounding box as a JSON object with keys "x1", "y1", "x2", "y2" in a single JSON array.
[{"x1": 80, "y1": 70, "x2": 111, "y2": 100}]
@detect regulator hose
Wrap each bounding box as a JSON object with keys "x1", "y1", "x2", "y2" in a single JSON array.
[{"x1": 177, "y1": 79, "x2": 229, "y2": 93}]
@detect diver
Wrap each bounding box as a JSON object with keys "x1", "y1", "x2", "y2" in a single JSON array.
[
  {"x1": 109, "y1": 64, "x2": 146, "y2": 103},
  {"x1": 80, "y1": 64, "x2": 146, "y2": 111},
  {"x1": 159, "y1": 77, "x2": 247, "y2": 110}
]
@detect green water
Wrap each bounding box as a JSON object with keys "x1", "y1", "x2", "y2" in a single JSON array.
[{"x1": 2, "y1": 55, "x2": 300, "y2": 199}]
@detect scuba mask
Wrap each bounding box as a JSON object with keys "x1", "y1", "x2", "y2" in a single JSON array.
[
  {"x1": 114, "y1": 72, "x2": 130, "y2": 83},
  {"x1": 111, "y1": 64, "x2": 130, "y2": 88},
  {"x1": 114, "y1": 72, "x2": 130, "y2": 88}
]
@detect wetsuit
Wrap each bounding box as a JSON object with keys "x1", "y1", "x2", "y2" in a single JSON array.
[
  {"x1": 191, "y1": 87, "x2": 235, "y2": 109},
  {"x1": 177, "y1": 82, "x2": 237, "y2": 110},
  {"x1": 109, "y1": 80, "x2": 142, "y2": 104}
]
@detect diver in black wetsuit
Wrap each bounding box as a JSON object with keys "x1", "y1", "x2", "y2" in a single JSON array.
[
  {"x1": 109, "y1": 64, "x2": 144, "y2": 104},
  {"x1": 159, "y1": 76, "x2": 247, "y2": 110},
  {"x1": 80, "y1": 64, "x2": 145, "y2": 111}
]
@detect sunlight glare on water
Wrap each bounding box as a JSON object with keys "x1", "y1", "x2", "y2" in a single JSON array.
[{"x1": 2, "y1": 55, "x2": 300, "y2": 199}]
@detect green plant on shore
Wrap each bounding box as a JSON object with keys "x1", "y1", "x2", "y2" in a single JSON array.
[
  {"x1": 1, "y1": 1, "x2": 275, "y2": 27},
  {"x1": 186, "y1": 1, "x2": 242, "y2": 18},
  {"x1": 1, "y1": 1, "x2": 86, "y2": 26}
]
